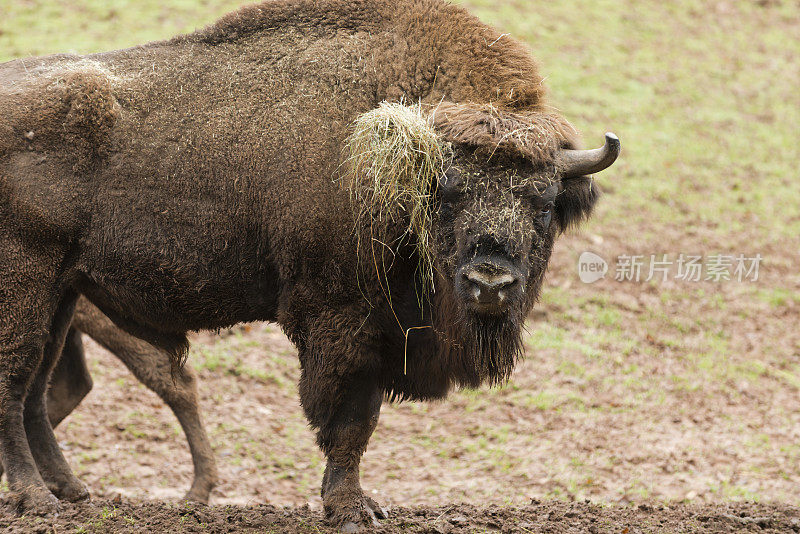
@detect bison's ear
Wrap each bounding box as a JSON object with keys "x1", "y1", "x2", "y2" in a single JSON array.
[
  {"x1": 554, "y1": 176, "x2": 601, "y2": 233},
  {"x1": 554, "y1": 133, "x2": 620, "y2": 232}
]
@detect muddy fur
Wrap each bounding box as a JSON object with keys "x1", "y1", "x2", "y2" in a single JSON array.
[{"x1": 0, "y1": 0, "x2": 613, "y2": 526}]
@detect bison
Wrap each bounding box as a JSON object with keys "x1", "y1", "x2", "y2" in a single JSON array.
[
  {"x1": 0, "y1": 0, "x2": 619, "y2": 529},
  {"x1": 0, "y1": 297, "x2": 218, "y2": 504}
]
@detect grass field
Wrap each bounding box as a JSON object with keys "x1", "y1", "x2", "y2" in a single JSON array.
[{"x1": 1, "y1": 0, "x2": 799, "y2": 531}]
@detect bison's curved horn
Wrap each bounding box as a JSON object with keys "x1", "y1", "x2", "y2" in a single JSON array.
[{"x1": 559, "y1": 132, "x2": 620, "y2": 179}]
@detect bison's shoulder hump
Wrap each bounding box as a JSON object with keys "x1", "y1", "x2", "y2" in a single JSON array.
[{"x1": 184, "y1": 0, "x2": 391, "y2": 45}]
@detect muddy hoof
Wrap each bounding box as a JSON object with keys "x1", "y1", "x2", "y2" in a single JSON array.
[
  {"x1": 49, "y1": 479, "x2": 90, "y2": 502},
  {"x1": 340, "y1": 521, "x2": 362, "y2": 533},
  {"x1": 328, "y1": 494, "x2": 387, "y2": 531},
  {"x1": 182, "y1": 491, "x2": 210, "y2": 505},
  {"x1": 363, "y1": 495, "x2": 388, "y2": 521},
  {"x1": 182, "y1": 484, "x2": 212, "y2": 504},
  {"x1": 16, "y1": 488, "x2": 60, "y2": 516}
]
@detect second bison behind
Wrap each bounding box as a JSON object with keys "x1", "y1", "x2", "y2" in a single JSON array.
[{"x1": 0, "y1": 0, "x2": 619, "y2": 529}]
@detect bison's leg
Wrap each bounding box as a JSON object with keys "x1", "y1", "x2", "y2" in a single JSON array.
[
  {"x1": 0, "y1": 335, "x2": 58, "y2": 514},
  {"x1": 299, "y1": 357, "x2": 385, "y2": 531},
  {"x1": 45, "y1": 327, "x2": 93, "y2": 428},
  {"x1": 22, "y1": 289, "x2": 90, "y2": 503},
  {"x1": 71, "y1": 298, "x2": 218, "y2": 503},
  {"x1": 0, "y1": 328, "x2": 91, "y2": 484},
  {"x1": 0, "y1": 238, "x2": 76, "y2": 513}
]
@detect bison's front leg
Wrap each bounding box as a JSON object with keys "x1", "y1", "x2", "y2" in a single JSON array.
[
  {"x1": 298, "y1": 343, "x2": 386, "y2": 531},
  {"x1": 0, "y1": 241, "x2": 86, "y2": 513},
  {"x1": 317, "y1": 383, "x2": 385, "y2": 530}
]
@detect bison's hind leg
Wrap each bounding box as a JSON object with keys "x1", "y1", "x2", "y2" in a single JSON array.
[
  {"x1": 22, "y1": 289, "x2": 89, "y2": 503},
  {"x1": 45, "y1": 327, "x2": 93, "y2": 428},
  {"x1": 0, "y1": 235, "x2": 83, "y2": 513},
  {"x1": 72, "y1": 299, "x2": 218, "y2": 504}
]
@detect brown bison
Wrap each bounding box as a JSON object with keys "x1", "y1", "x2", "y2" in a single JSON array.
[
  {"x1": 0, "y1": 0, "x2": 619, "y2": 529},
  {"x1": 0, "y1": 297, "x2": 218, "y2": 504}
]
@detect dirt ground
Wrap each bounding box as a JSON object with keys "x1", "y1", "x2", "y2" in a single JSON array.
[
  {"x1": 2, "y1": 499, "x2": 800, "y2": 533},
  {"x1": 1, "y1": 0, "x2": 799, "y2": 532}
]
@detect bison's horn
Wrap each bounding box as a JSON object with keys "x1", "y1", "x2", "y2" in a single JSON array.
[{"x1": 559, "y1": 132, "x2": 620, "y2": 179}]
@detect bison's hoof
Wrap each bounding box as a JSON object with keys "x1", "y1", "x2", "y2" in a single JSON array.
[
  {"x1": 330, "y1": 494, "x2": 387, "y2": 532},
  {"x1": 16, "y1": 487, "x2": 60, "y2": 516},
  {"x1": 363, "y1": 495, "x2": 388, "y2": 521},
  {"x1": 182, "y1": 488, "x2": 211, "y2": 505},
  {"x1": 49, "y1": 478, "x2": 90, "y2": 503},
  {"x1": 340, "y1": 521, "x2": 363, "y2": 533}
]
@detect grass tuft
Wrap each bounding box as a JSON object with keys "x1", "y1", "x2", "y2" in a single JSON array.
[{"x1": 342, "y1": 101, "x2": 447, "y2": 294}]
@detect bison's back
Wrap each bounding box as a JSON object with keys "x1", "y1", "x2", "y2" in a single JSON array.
[{"x1": 1, "y1": 20, "x2": 378, "y2": 340}]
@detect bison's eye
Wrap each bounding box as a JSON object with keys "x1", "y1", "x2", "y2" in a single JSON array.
[
  {"x1": 539, "y1": 201, "x2": 554, "y2": 228},
  {"x1": 437, "y1": 166, "x2": 464, "y2": 201}
]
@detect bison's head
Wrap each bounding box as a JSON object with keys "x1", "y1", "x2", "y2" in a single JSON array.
[
  {"x1": 344, "y1": 102, "x2": 619, "y2": 384},
  {"x1": 430, "y1": 102, "x2": 619, "y2": 316}
]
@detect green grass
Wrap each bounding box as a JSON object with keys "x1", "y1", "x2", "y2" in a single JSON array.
[
  {"x1": 462, "y1": 0, "x2": 800, "y2": 244},
  {"x1": 0, "y1": 0, "x2": 246, "y2": 61},
  {"x1": 191, "y1": 341, "x2": 293, "y2": 387},
  {"x1": 755, "y1": 287, "x2": 800, "y2": 308}
]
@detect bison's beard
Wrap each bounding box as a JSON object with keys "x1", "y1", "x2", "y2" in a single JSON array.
[
  {"x1": 462, "y1": 311, "x2": 525, "y2": 385},
  {"x1": 431, "y1": 282, "x2": 525, "y2": 388}
]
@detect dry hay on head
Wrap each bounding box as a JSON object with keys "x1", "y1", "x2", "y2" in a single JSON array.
[{"x1": 341, "y1": 101, "x2": 447, "y2": 296}]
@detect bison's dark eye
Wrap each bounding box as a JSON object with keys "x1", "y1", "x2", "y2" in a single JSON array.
[
  {"x1": 539, "y1": 201, "x2": 554, "y2": 228},
  {"x1": 437, "y1": 166, "x2": 464, "y2": 201}
]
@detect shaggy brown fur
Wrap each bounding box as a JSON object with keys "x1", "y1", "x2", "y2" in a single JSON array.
[
  {"x1": 0, "y1": 0, "x2": 614, "y2": 529},
  {"x1": 431, "y1": 102, "x2": 580, "y2": 163}
]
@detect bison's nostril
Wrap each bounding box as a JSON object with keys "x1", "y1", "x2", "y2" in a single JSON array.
[
  {"x1": 466, "y1": 271, "x2": 515, "y2": 289},
  {"x1": 464, "y1": 269, "x2": 517, "y2": 305}
]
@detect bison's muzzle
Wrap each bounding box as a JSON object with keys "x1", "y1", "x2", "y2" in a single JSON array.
[{"x1": 457, "y1": 257, "x2": 523, "y2": 314}]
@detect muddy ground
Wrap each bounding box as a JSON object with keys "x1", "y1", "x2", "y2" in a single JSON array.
[{"x1": 2, "y1": 499, "x2": 800, "y2": 533}]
